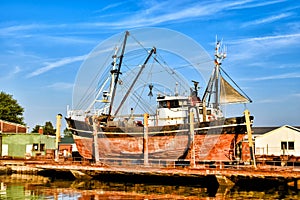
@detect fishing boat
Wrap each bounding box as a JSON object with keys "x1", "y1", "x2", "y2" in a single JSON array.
[{"x1": 66, "y1": 29, "x2": 253, "y2": 163}]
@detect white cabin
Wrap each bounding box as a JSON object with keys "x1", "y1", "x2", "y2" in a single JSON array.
[
  {"x1": 148, "y1": 95, "x2": 189, "y2": 126},
  {"x1": 147, "y1": 95, "x2": 220, "y2": 126}
]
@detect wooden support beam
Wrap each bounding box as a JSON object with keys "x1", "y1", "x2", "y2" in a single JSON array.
[
  {"x1": 92, "y1": 115, "x2": 100, "y2": 164},
  {"x1": 244, "y1": 109, "x2": 256, "y2": 169},
  {"x1": 143, "y1": 113, "x2": 149, "y2": 166},
  {"x1": 190, "y1": 110, "x2": 195, "y2": 168},
  {"x1": 55, "y1": 114, "x2": 62, "y2": 162}
]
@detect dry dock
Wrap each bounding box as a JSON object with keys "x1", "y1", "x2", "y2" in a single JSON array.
[{"x1": 1, "y1": 159, "x2": 300, "y2": 190}]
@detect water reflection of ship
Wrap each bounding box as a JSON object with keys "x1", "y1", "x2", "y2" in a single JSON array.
[
  {"x1": 36, "y1": 179, "x2": 220, "y2": 199},
  {"x1": 0, "y1": 176, "x2": 293, "y2": 199},
  {"x1": 66, "y1": 30, "x2": 253, "y2": 163}
]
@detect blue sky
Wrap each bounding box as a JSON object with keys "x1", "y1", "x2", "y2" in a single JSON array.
[{"x1": 1, "y1": 0, "x2": 299, "y2": 130}]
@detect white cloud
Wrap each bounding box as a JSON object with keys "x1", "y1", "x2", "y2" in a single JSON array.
[
  {"x1": 82, "y1": 0, "x2": 268, "y2": 29},
  {"x1": 47, "y1": 82, "x2": 74, "y2": 90},
  {"x1": 227, "y1": 33, "x2": 300, "y2": 62},
  {"x1": 292, "y1": 93, "x2": 300, "y2": 97},
  {"x1": 12, "y1": 66, "x2": 21, "y2": 75},
  {"x1": 27, "y1": 55, "x2": 86, "y2": 78},
  {"x1": 230, "y1": 33, "x2": 300, "y2": 44},
  {"x1": 256, "y1": 92, "x2": 300, "y2": 103},
  {"x1": 256, "y1": 98, "x2": 283, "y2": 104},
  {"x1": 0, "y1": 24, "x2": 38, "y2": 35},
  {"x1": 242, "y1": 12, "x2": 293, "y2": 27},
  {"x1": 230, "y1": 0, "x2": 286, "y2": 10},
  {"x1": 38, "y1": 35, "x2": 96, "y2": 45},
  {"x1": 94, "y1": 2, "x2": 125, "y2": 13},
  {"x1": 243, "y1": 72, "x2": 300, "y2": 81},
  {"x1": 0, "y1": 0, "x2": 287, "y2": 34},
  {"x1": 0, "y1": 24, "x2": 67, "y2": 36},
  {"x1": 0, "y1": 66, "x2": 21, "y2": 80}
]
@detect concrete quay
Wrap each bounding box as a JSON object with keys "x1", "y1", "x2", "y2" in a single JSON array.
[{"x1": 0, "y1": 159, "x2": 300, "y2": 190}]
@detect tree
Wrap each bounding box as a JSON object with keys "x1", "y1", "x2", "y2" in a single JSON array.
[
  {"x1": 31, "y1": 121, "x2": 56, "y2": 135},
  {"x1": 0, "y1": 91, "x2": 25, "y2": 125},
  {"x1": 44, "y1": 121, "x2": 56, "y2": 135},
  {"x1": 32, "y1": 125, "x2": 41, "y2": 133},
  {"x1": 63, "y1": 127, "x2": 72, "y2": 137}
]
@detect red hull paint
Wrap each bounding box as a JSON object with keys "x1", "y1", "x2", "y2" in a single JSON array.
[
  {"x1": 186, "y1": 134, "x2": 245, "y2": 161},
  {"x1": 73, "y1": 133, "x2": 245, "y2": 161}
]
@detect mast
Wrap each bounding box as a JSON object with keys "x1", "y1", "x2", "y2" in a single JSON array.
[
  {"x1": 109, "y1": 47, "x2": 120, "y2": 101},
  {"x1": 202, "y1": 38, "x2": 226, "y2": 109},
  {"x1": 114, "y1": 47, "x2": 156, "y2": 117},
  {"x1": 214, "y1": 39, "x2": 226, "y2": 108},
  {"x1": 108, "y1": 31, "x2": 129, "y2": 120}
]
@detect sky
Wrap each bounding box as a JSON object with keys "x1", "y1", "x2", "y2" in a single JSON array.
[{"x1": 0, "y1": 0, "x2": 299, "y2": 130}]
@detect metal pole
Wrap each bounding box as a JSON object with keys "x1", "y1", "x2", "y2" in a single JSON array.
[
  {"x1": 143, "y1": 113, "x2": 149, "y2": 166},
  {"x1": 55, "y1": 114, "x2": 62, "y2": 162}
]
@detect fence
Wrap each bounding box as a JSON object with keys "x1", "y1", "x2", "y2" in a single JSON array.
[
  {"x1": 255, "y1": 146, "x2": 297, "y2": 157},
  {"x1": 57, "y1": 156, "x2": 300, "y2": 171}
]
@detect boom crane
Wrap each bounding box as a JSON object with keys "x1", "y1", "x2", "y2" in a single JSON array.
[
  {"x1": 107, "y1": 31, "x2": 129, "y2": 121},
  {"x1": 114, "y1": 47, "x2": 156, "y2": 117}
]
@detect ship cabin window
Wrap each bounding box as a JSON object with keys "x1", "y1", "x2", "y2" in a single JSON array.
[
  {"x1": 179, "y1": 100, "x2": 188, "y2": 106},
  {"x1": 159, "y1": 100, "x2": 180, "y2": 108},
  {"x1": 199, "y1": 109, "x2": 203, "y2": 114},
  {"x1": 281, "y1": 141, "x2": 294, "y2": 150},
  {"x1": 207, "y1": 110, "x2": 211, "y2": 115},
  {"x1": 159, "y1": 101, "x2": 166, "y2": 108}
]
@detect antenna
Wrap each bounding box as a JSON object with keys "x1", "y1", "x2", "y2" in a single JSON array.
[{"x1": 175, "y1": 82, "x2": 179, "y2": 96}]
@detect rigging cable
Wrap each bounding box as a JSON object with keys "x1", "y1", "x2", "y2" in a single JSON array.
[{"x1": 75, "y1": 35, "x2": 124, "y2": 110}]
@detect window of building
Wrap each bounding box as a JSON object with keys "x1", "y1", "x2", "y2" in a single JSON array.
[
  {"x1": 32, "y1": 143, "x2": 45, "y2": 151},
  {"x1": 33, "y1": 144, "x2": 39, "y2": 151},
  {"x1": 288, "y1": 141, "x2": 294, "y2": 150},
  {"x1": 40, "y1": 144, "x2": 45, "y2": 151},
  {"x1": 281, "y1": 141, "x2": 295, "y2": 150}
]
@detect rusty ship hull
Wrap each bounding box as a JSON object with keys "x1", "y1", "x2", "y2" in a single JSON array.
[{"x1": 66, "y1": 116, "x2": 250, "y2": 161}]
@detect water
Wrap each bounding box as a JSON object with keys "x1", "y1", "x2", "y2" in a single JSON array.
[{"x1": 0, "y1": 174, "x2": 299, "y2": 199}]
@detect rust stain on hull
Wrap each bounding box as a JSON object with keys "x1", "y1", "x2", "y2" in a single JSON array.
[{"x1": 74, "y1": 132, "x2": 246, "y2": 162}]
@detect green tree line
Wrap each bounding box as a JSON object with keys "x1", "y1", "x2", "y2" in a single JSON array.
[
  {"x1": 0, "y1": 91, "x2": 71, "y2": 135},
  {"x1": 0, "y1": 91, "x2": 24, "y2": 125}
]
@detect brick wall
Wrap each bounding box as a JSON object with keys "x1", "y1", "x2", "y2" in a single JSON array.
[{"x1": 0, "y1": 120, "x2": 27, "y2": 133}]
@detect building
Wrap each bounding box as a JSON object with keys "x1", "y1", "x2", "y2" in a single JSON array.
[
  {"x1": 255, "y1": 125, "x2": 300, "y2": 157},
  {"x1": 0, "y1": 119, "x2": 27, "y2": 133},
  {"x1": 1, "y1": 133, "x2": 56, "y2": 159}
]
